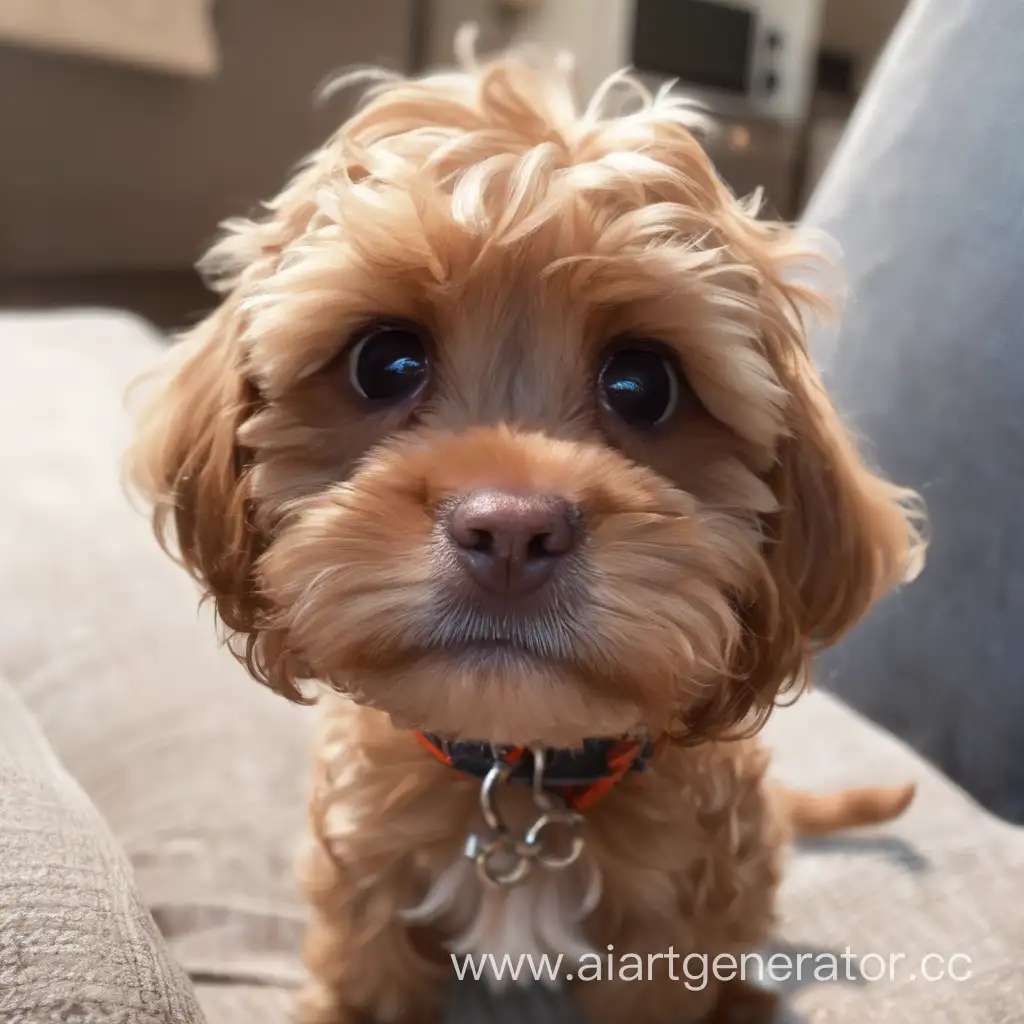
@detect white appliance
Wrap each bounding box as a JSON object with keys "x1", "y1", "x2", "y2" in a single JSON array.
[{"x1": 572, "y1": 0, "x2": 825, "y2": 125}]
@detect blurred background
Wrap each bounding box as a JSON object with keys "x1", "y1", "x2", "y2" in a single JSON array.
[{"x1": 0, "y1": 0, "x2": 906, "y2": 329}]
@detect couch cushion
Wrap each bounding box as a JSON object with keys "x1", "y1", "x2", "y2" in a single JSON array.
[
  {"x1": 0, "y1": 671, "x2": 205, "y2": 1023},
  {"x1": 766, "y1": 692, "x2": 1024, "y2": 1023},
  {"x1": 193, "y1": 984, "x2": 295, "y2": 1024},
  {"x1": 0, "y1": 309, "x2": 311, "y2": 987}
]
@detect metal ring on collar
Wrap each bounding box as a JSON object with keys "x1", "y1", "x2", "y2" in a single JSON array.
[
  {"x1": 471, "y1": 833, "x2": 533, "y2": 888},
  {"x1": 479, "y1": 760, "x2": 515, "y2": 834},
  {"x1": 524, "y1": 808, "x2": 586, "y2": 871}
]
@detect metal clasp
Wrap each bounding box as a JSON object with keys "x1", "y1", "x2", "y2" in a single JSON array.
[{"x1": 464, "y1": 748, "x2": 586, "y2": 889}]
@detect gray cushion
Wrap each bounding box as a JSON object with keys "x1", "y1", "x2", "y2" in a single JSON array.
[
  {"x1": 0, "y1": 672, "x2": 205, "y2": 1024},
  {"x1": 802, "y1": 0, "x2": 1024, "y2": 822}
]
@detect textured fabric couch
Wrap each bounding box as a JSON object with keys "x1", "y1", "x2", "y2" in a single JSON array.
[
  {"x1": 2, "y1": 0, "x2": 1024, "y2": 1020},
  {"x1": 1, "y1": 306, "x2": 1022, "y2": 1024}
]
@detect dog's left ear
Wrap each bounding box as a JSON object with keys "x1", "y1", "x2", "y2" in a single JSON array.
[
  {"x1": 737, "y1": 287, "x2": 925, "y2": 716},
  {"x1": 773, "y1": 349, "x2": 923, "y2": 639}
]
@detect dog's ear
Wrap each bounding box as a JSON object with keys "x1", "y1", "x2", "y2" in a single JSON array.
[
  {"x1": 126, "y1": 166, "x2": 325, "y2": 701},
  {"x1": 126, "y1": 297, "x2": 266, "y2": 642},
  {"x1": 127, "y1": 295, "x2": 312, "y2": 702},
  {"x1": 771, "y1": 349, "x2": 923, "y2": 643},
  {"x1": 684, "y1": 278, "x2": 924, "y2": 739},
  {"x1": 740, "y1": 291, "x2": 924, "y2": 718}
]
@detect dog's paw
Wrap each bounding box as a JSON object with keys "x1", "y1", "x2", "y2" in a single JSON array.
[{"x1": 703, "y1": 980, "x2": 780, "y2": 1024}]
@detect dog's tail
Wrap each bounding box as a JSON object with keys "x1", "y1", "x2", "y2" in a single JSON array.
[{"x1": 776, "y1": 782, "x2": 916, "y2": 838}]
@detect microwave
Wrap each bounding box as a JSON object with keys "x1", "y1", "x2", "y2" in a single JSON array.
[{"x1": 589, "y1": 0, "x2": 825, "y2": 124}]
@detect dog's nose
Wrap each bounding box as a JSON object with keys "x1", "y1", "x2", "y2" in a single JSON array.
[{"x1": 445, "y1": 490, "x2": 578, "y2": 598}]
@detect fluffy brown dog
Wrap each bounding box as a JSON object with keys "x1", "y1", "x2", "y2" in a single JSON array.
[{"x1": 128, "y1": 42, "x2": 924, "y2": 1024}]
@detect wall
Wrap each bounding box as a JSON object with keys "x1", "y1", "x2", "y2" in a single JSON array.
[
  {"x1": 426, "y1": 0, "x2": 631, "y2": 96},
  {"x1": 0, "y1": 0, "x2": 413, "y2": 276}
]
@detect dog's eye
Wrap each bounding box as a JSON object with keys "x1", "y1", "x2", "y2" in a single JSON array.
[
  {"x1": 599, "y1": 347, "x2": 680, "y2": 427},
  {"x1": 348, "y1": 322, "x2": 429, "y2": 403}
]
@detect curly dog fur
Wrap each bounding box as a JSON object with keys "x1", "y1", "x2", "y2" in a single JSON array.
[{"x1": 127, "y1": 39, "x2": 924, "y2": 1023}]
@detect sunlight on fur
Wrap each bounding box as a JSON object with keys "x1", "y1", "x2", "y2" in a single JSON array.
[{"x1": 126, "y1": 31, "x2": 925, "y2": 1024}]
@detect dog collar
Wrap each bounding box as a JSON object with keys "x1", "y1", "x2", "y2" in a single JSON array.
[{"x1": 414, "y1": 731, "x2": 664, "y2": 810}]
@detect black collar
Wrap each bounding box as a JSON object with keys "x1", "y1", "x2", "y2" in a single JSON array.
[{"x1": 416, "y1": 732, "x2": 662, "y2": 808}]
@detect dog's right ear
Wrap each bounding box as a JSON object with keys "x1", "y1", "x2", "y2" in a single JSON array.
[
  {"x1": 126, "y1": 160, "x2": 325, "y2": 699},
  {"x1": 126, "y1": 295, "x2": 265, "y2": 641}
]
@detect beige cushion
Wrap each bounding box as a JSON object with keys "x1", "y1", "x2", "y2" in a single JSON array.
[
  {"x1": 1, "y1": 308, "x2": 1022, "y2": 1022},
  {"x1": 0, "y1": 672, "x2": 205, "y2": 1023},
  {"x1": 193, "y1": 984, "x2": 295, "y2": 1024},
  {"x1": 0, "y1": 310, "x2": 311, "y2": 989}
]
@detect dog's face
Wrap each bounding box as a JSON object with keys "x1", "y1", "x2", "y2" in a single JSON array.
[{"x1": 128, "y1": 58, "x2": 922, "y2": 746}]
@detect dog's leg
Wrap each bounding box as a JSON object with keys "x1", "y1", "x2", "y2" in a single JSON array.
[
  {"x1": 573, "y1": 741, "x2": 785, "y2": 1024},
  {"x1": 573, "y1": 955, "x2": 722, "y2": 1023},
  {"x1": 703, "y1": 979, "x2": 779, "y2": 1023},
  {"x1": 297, "y1": 922, "x2": 444, "y2": 1024},
  {"x1": 297, "y1": 839, "x2": 448, "y2": 1024}
]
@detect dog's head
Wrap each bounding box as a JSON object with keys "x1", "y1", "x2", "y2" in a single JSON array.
[{"x1": 127, "y1": 51, "x2": 923, "y2": 747}]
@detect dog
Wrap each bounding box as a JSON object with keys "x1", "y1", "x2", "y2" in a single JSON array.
[{"x1": 127, "y1": 38, "x2": 924, "y2": 1024}]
